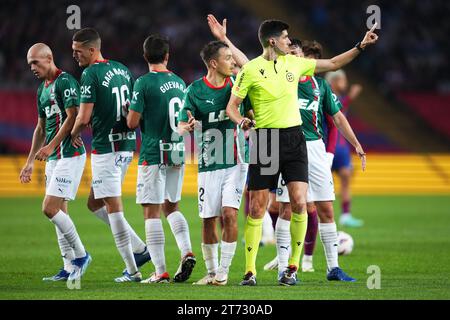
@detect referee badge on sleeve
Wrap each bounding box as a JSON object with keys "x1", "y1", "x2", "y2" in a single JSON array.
[{"x1": 286, "y1": 72, "x2": 294, "y2": 82}]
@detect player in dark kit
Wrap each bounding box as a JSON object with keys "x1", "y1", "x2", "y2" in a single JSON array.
[
  {"x1": 70, "y1": 28, "x2": 150, "y2": 282},
  {"x1": 127, "y1": 34, "x2": 196, "y2": 284},
  {"x1": 20, "y1": 43, "x2": 90, "y2": 282}
]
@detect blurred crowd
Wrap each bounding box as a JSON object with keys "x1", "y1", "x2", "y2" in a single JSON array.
[
  {"x1": 0, "y1": 1, "x2": 447, "y2": 93},
  {"x1": 284, "y1": 0, "x2": 450, "y2": 93},
  {"x1": 0, "y1": 0, "x2": 260, "y2": 89}
]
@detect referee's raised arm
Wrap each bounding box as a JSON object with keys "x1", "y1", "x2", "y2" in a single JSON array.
[{"x1": 314, "y1": 23, "x2": 379, "y2": 73}]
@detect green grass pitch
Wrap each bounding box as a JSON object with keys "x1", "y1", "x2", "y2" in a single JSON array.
[{"x1": 0, "y1": 195, "x2": 449, "y2": 300}]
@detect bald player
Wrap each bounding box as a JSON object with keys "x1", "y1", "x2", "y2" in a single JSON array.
[{"x1": 20, "y1": 43, "x2": 91, "y2": 282}]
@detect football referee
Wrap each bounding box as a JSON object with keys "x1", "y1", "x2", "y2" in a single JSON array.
[{"x1": 226, "y1": 19, "x2": 378, "y2": 285}]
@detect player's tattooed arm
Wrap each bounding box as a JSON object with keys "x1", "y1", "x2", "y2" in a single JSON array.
[
  {"x1": 71, "y1": 102, "x2": 93, "y2": 147},
  {"x1": 226, "y1": 94, "x2": 255, "y2": 130},
  {"x1": 35, "y1": 107, "x2": 79, "y2": 161},
  {"x1": 20, "y1": 117, "x2": 45, "y2": 183},
  {"x1": 207, "y1": 14, "x2": 249, "y2": 67},
  {"x1": 332, "y1": 111, "x2": 366, "y2": 171},
  {"x1": 314, "y1": 23, "x2": 378, "y2": 73}
]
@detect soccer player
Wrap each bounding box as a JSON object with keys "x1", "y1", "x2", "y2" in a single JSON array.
[
  {"x1": 127, "y1": 34, "x2": 196, "y2": 284},
  {"x1": 225, "y1": 20, "x2": 377, "y2": 286},
  {"x1": 325, "y1": 70, "x2": 364, "y2": 228},
  {"x1": 178, "y1": 41, "x2": 249, "y2": 286},
  {"x1": 20, "y1": 43, "x2": 91, "y2": 282},
  {"x1": 274, "y1": 40, "x2": 365, "y2": 282},
  {"x1": 70, "y1": 28, "x2": 147, "y2": 282}
]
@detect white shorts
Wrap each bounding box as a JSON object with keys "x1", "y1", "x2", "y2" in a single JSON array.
[
  {"x1": 276, "y1": 139, "x2": 335, "y2": 203},
  {"x1": 45, "y1": 154, "x2": 86, "y2": 201},
  {"x1": 198, "y1": 163, "x2": 248, "y2": 219},
  {"x1": 91, "y1": 151, "x2": 133, "y2": 199},
  {"x1": 136, "y1": 164, "x2": 184, "y2": 204}
]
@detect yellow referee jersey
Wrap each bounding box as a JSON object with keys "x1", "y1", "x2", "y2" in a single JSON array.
[{"x1": 232, "y1": 54, "x2": 316, "y2": 128}]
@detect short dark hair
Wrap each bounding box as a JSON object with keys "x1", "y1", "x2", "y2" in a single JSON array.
[
  {"x1": 289, "y1": 38, "x2": 302, "y2": 48},
  {"x1": 143, "y1": 34, "x2": 169, "y2": 64},
  {"x1": 258, "y1": 20, "x2": 289, "y2": 47},
  {"x1": 72, "y1": 28, "x2": 101, "y2": 48},
  {"x1": 200, "y1": 41, "x2": 229, "y2": 67},
  {"x1": 302, "y1": 40, "x2": 323, "y2": 59}
]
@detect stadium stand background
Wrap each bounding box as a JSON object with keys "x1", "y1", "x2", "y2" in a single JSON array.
[{"x1": 0, "y1": 0, "x2": 449, "y2": 196}]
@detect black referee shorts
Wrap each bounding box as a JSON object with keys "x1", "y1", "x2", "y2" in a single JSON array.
[{"x1": 247, "y1": 126, "x2": 308, "y2": 191}]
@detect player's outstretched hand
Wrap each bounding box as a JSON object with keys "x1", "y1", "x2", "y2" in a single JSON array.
[
  {"x1": 361, "y1": 22, "x2": 379, "y2": 48},
  {"x1": 207, "y1": 14, "x2": 227, "y2": 41},
  {"x1": 19, "y1": 163, "x2": 33, "y2": 184},
  {"x1": 239, "y1": 117, "x2": 256, "y2": 131},
  {"x1": 355, "y1": 145, "x2": 367, "y2": 171},
  {"x1": 35, "y1": 145, "x2": 53, "y2": 161},
  {"x1": 71, "y1": 134, "x2": 83, "y2": 148}
]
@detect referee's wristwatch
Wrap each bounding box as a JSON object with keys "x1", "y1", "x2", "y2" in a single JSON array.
[{"x1": 355, "y1": 41, "x2": 365, "y2": 52}]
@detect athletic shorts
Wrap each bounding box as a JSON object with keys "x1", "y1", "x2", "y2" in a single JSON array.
[
  {"x1": 248, "y1": 126, "x2": 308, "y2": 191},
  {"x1": 198, "y1": 163, "x2": 248, "y2": 219},
  {"x1": 277, "y1": 139, "x2": 335, "y2": 203},
  {"x1": 91, "y1": 151, "x2": 133, "y2": 199},
  {"x1": 136, "y1": 164, "x2": 184, "y2": 204},
  {"x1": 45, "y1": 154, "x2": 86, "y2": 201},
  {"x1": 332, "y1": 143, "x2": 352, "y2": 171}
]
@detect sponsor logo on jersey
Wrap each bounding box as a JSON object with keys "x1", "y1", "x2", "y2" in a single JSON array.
[
  {"x1": 208, "y1": 110, "x2": 229, "y2": 123},
  {"x1": 114, "y1": 154, "x2": 133, "y2": 166},
  {"x1": 55, "y1": 177, "x2": 72, "y2": 184},
  {"x1": 108, "y1": 131, "x2": 136, "y2": 143},
  {"x1": 159, "y1": 141, "x2": 185, "y2": 152},
  {"x1": 92, "y1": 179, "x2": 103, "y2": 185},
  {"x1": 80, "y1": 85, "x2": 91, "y2": 99},
  {"x1": 45, "y1": 104, "x2": 62, "y2": 118},
  {"x1": 206, "y1": 99, "x2": 215, "y2": 105},
  {"x1": 298, "y1": 99, "x2": 319, "y2": 112},
  {"x1": 237, "y1": 71, "x2": 245, "y2": 87},
  {"x1": 64, "y1": 88, "x2": 77, "y2": 98},
  {"x1": 313, "y1": 88, "x2": 321, "y2": 97},
  {"x1": 132, "y1": 91, "x2": 139, "y2": 102}
]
